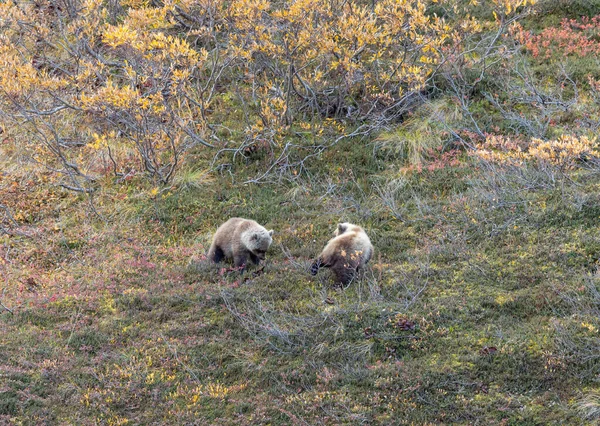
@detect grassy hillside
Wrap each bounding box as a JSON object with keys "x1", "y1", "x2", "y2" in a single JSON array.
[
  {"x1": 3, "y1": 136, "x2": 600, "y2": 424},
  {"x1": 2, "y1": 0, "x2": 600, "y2": 424}
]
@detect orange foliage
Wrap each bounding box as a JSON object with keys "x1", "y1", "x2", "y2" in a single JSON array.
[
  {"x1": 0, "y1": 0, "x2": 537, "y2": 185},
  {"x1": 473, "y1": 134, "x2": 599, "y2": 170},
  {"x1": 513, "y1": 15, "x2": 600, "y2": 59}
]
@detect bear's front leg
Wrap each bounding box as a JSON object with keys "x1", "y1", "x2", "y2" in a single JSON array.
[
  {"x1": 249, "y1": 253, "x2": 260, "y2": 265},
  {"x1": 234, "y1": 254, "x2": 248, "y2": 271},
  {"x1": 310, "y1": 257, "x2": 323, "y2": 275}
]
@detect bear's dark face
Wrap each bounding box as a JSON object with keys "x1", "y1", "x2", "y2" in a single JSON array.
[{"x1": 254, "y1": 248, "x2": 267, "y2": 260}]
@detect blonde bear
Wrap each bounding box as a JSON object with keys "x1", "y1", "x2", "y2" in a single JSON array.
[
  {"x1": 207, "y1": 218, "x2": 274, "y2": 270},
  {"x1": 311, "y1": 222, "x2": 373, "y2": 285}
]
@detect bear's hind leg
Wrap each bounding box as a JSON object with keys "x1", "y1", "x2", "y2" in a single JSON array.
[
  {"x1": 333, "y1": 263, "x2": 356, "y2": 287},
  {"x1": 208, "y1": 244, "x2": 225, "y2": 263}
]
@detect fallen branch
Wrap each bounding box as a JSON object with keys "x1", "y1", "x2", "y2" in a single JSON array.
[
  {"x1": 59, "y1": 184, "x2": 96, "y2": 193},
  {"x1": 0, "y1": 288, "x2": 14, "y2": 314}
]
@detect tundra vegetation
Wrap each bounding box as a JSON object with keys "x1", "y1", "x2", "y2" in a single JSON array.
[{"x1": 2, "y1": 0, "x2": 600, "y2": 423}]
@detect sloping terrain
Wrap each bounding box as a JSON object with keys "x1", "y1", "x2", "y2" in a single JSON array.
[
  {"x1": 2, "y1": 0, "x2": 600, "y2": 424},
  {"x1": 3, "y1": 140, "x2": 600, "y2": 424}
]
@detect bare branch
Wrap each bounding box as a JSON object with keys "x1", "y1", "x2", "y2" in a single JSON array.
[{"x1": 59, "y1": 184, "x2": 96, "y2": 193}]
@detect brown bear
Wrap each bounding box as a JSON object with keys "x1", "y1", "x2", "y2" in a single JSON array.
[
  {"x1": 311, "y1": 222, "x2": 373, "y2": 285},
  {"x1": 207, "y1": 218, "x2": 274, "y2": 270}
]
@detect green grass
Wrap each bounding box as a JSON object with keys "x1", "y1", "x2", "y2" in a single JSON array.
[
  {"x1": 4, "y1": 6, "x2": 600, "y2": 419},
  {"x1": 5, "y1": 2, "x2": 600, "y2": 423},
  {"x1": 2, "y1": 139, "x2": 600, "y2": 424}
]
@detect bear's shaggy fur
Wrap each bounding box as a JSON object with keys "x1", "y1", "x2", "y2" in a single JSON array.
[
  {"x1": 311, "y1": 222, "x2": 373, "y2": 285},
  {"x1": 207, "y1": 218, "x2": 274, "y2": 270}
]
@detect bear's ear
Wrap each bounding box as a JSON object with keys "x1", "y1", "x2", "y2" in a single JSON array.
[
  {"x1": 337, "y1": 223, "x2": 347, "y2": 234},
  {"x1": 268, "y1": 230, "x2": 274, "y2": 237}
]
